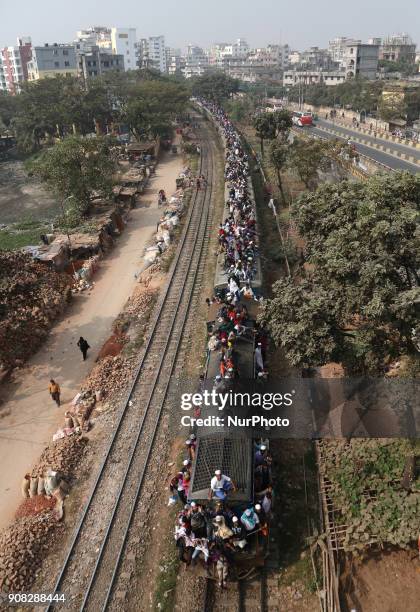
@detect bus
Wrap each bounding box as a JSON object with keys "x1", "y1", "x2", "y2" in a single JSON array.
[{"x1": 292, "y1": 111, "x2": 313, "y2": 127}]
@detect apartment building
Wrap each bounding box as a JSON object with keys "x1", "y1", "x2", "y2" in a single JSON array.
[
  {"x1": 344, "y1": 42, "x2": 379, "y2": 79},
  {"x1": 78, "y1": 46, "x2": 124, "y2": 81},
  {"x1": 27, "y1": 44, "x2": 77, "y2": 81},
  {"x1": 111, "y1": 28, "x2": 137, "y2": 71},
  {"x1": 0, "y1": 37, "x2": 32, "y2": 93},
  {"x1": 74, "y1": 27, "x2": 112, "y2": 53}
]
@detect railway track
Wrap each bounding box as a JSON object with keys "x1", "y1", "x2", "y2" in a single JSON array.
[
  {"x1": 204, "y1": 572, "x2": 267, "y2": 612},
  {"x1": 45, "y1": 122, "x2": 216, "y2": 612}
]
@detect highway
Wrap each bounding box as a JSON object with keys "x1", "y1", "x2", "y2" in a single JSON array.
[
  {"x1": 308, "y1": 122, "x2": 420, "y2": 173},
  {"x1": 316, "y1": 118, "x2": 420, "y2": 160}
]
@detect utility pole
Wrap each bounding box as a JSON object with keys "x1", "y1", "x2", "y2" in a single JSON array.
[
  {"x1": 268, "y1": 197, "x2": 291, "y2": 277},
  {"x1": 60, "y1": 195, "x2": 77, "y2": 278}
]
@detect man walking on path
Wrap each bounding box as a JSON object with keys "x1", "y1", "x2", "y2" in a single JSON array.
[
  {"x1": 77, "y1": 337, "x2": 90, "y2": 361},
  {"x1": 48, "y1": 380, "x2": 61, "y2": 406}
]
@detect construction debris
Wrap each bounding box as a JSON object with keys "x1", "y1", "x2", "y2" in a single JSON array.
[
  {"x1": 31, "y1": 435, "x2": 88, "y2": 479},
  {"x1": 0, "y1": 251, "x2": 71, "y2": 371},
  {"x1": 0, "y1": 511, "x2": 64, "y2": 593}
]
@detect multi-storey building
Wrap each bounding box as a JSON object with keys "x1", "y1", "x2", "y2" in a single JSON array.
[
  {"x1": 111, "y1": 28, "x2": 137, "y2": 71},
  {"x1": 182, "y1": 45, "x2": 209, "y2": 78},
  {"x1": 139, "y1": 36, "x2": 166, "y2": 72},
  {"x1": 344, "y1": 42, "x2": 379, "y2": 79},
  {"x1": 283, "y1": 69, "x2": 346, "y2": 87},
  {"x1": 379, "y1": 33, "x2": 416, "y2": 64},
  {"x1": 78, "y1": 46, "x2": 124, "y2": 81},
  {"x1": 27, "y1": 44, "x2": 77, "y2": 81},
  {"x1": 74, "y1": 27, "x2": 112, "y2": 53},
  {"x1": 328, "y1": 37, "x2": 360, "y2": 66},
  {"x1": 0, "y1": 37, "x2": 32, "y2": 93}
]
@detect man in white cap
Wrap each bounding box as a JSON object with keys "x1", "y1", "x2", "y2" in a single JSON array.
[
  {"x1": 209, "y1": 469, "x2": 236, "y2": 501},
  {"x1": 231, "y1": 515, "x2": 247, "y2": 549},
  {"x1": 255, "y1": 444, "x2": 267, "y2": 466}
]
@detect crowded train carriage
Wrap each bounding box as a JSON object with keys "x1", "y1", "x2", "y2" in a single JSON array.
[{"x1": 169, "y1": 99, "x2": 272, "y2": 587}]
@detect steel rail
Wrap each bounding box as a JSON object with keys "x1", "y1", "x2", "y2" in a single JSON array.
[
  {"x1": 99, "y1": 141, "x2": 215, "y2": 612},
  {"x1": 45, "y1": 128, "x2": 211, "y2": 611}
]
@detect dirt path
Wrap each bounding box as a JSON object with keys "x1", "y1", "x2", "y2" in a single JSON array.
[{"x1": 0, "y1": 150, "x2": 183, "y2": 531}]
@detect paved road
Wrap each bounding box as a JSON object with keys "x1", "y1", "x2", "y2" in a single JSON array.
[
  {"x1": 316, "y1": 118, "x2": 420, "y2": 160},
  {"x1": 308, "y1": 125, "x2": 420, "y2": 173}
]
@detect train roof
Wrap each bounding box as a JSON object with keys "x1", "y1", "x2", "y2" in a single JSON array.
[
  {"x1": 188, "y1": 434, "x2": 254, "y2": 503},
  {"x1": 205, "y1": 335, "x2": 255, "y2": 380}
]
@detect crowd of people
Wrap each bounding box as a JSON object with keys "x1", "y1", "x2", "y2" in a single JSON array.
[
  {"x1": 203, "y1": 100, "x2": 269, "y2": 381},
  {"x1": 170, "y1": 435, "x2": 273, "y2": 588},
  {"x1": 168, "y1": 101, "x2": 274, "y2": 588}
]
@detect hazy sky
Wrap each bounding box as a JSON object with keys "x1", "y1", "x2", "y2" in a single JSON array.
[{"x1": 1, "y1": 0, "x2": 418, "y2": 49}]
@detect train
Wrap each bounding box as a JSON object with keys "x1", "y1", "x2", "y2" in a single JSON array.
[{"x1": 184, "y1": 100, "x2": 271, "y2": 579}]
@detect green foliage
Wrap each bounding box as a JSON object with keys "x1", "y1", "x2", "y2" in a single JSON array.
[
  {"x1": 30, "y1": 136, "x2": 117, "y2": 216},
  {"x1": 124, "y1": 80, "x2": 189, "y2": 138},
  {"x1": 192, "y1": 71, "x2": 239, "y2": 103},
  {"x1": 7, "y1": 72, "x2": 189, "y2": 152},
  {"x1": 261, "y1": 172, "x2": 420, "y2": 373},
  {"x1": 321, "y1": 440, "x2": 420, "y2": 550},
  {"x1": 0, "y1": 91, "x2": 19, "y2": 132},
  {"x1": 253, "y1": 110, "x2": 293, "y2": 155},
  {"x1": 377, "y1": 94, "x2": 408, "y2": 121},
  {"x1": 379, "y1": 59, "x2": 419, "y2": 77},
  {"x1": 288, "y1": 138, "x2": 332, "y2": 188},
  {"x1": 269, "y1": 141, "x2": 290, "y2": 202},
  {"x1": 286, "y1": 80, "x2": 384, "y2": 113}
]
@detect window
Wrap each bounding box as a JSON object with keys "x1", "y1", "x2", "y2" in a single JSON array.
[
  {"x1": 54, "y1": 61, "x2": 60, "y2": 67},
  {"x1": 64, "y1": 61, "x2": 70, "y2": 67},
  {"x1": 53, "y1": 49, "x2": 58, "y2": 55},
  {"x1": 63, "y1": 50, "x2": 69, "y2": 56},
  {"x1": 119, "y1": 33, "x2": 128, "y2": 38}
]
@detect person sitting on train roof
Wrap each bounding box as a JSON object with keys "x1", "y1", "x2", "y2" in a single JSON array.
[
  {"x1": 169, "y1": 472, "x2": 186, "y2": 504},
  {"x1": 189, "y1": 502, "x2": 207, "y2": 538},
  {"x1": 208, "y1": 333, "x2": 220, "y2": 352},
  {"x1": 181, "y1": 459, "x2": 191, "y2": 475},
  {"x1": 255, "y1": 444, "x2": 268, "y2": 466},
  {"x1": 230, "y1": 516, "x2": 248, "y2": 549},
  {"x1": 261, "y1": 488, "x2": 273, "y2": 518},
  {"x1": 209, "y1": 469, "x2": 236, "y2": 501},
  {"x1": 185, "y1": 439, "x2": 195, "y2": 462},
  {"x1": 212, "y1": 515, "x2": 233, "y2": 541},
  {"x1": 254, "y1": 504, "x2": 267, "y2": 529},
  {"x1": 240, "y1": 507, "x2": 260, "y2": 532},
  {"x1": 182, "y1": 472, "x2": 191, "y2": 498}
]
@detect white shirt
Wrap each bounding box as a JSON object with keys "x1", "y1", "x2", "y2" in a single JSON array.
[{"x1": 210, "y1": 474, "x2": 231, "y2": 491}]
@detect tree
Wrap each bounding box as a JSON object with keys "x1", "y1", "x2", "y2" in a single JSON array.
[
  {"x1": 378, "y1": 93, "x2": 408, "y2": 122},
  {"x1": 269, "y1": 141, "x2": 289, "y2": 204},
  {"x1": 192, "y1": 72, "x2": 239, "y2": 103},
  {"x1": 0, "y1": 92, "x2": 18, "y2": 132},
  {"x1": 288, "y1": 138, "x2": 332, "y2": 188},
  {"x1": 30, "y1": 136, "x2": 116, "y2": 217},
  {"x1": 253, "y1": 112, "x2": 276, "y2": 156},
  {"x1": 123, "y1": 80, "x2": 189, "y2": 138},
  {"x1": 261, "y1": 172, "x2": 420, "y2": 373},
  {"x1": 272, "y1": 109, "x2": 293, "y2": 141}
]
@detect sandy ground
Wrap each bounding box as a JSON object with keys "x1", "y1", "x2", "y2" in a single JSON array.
[
  {"x1": 0, "y1": 149, "x2": 183, "y2": 530},
  {"x1": 0, "y1": 159, "x2": 57, "y2": 224}
]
